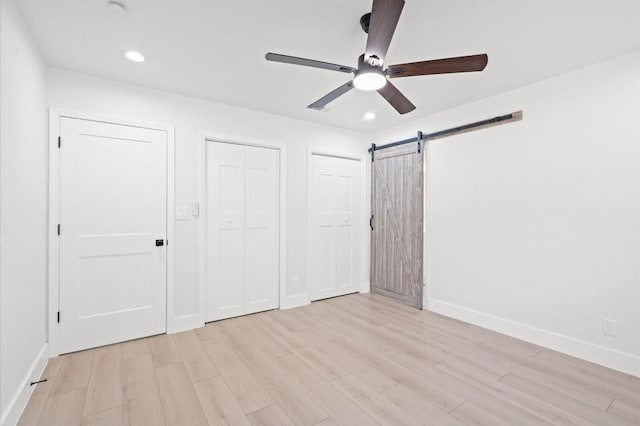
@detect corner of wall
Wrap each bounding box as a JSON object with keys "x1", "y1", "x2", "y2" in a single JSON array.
[
  {"x1": 428, "y1": 298, "x2": 640, "y2": 377},
  {"x1": 1, "y1": 0, "x2": 50, "y2": 420},
  {"x1": 0, "y1": 344, "x2": 49, "y2": 426}
]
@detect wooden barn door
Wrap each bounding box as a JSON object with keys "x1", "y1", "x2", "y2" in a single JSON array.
[{"x1": 371, "y1": 142, "x2": 424, "y2": 308}]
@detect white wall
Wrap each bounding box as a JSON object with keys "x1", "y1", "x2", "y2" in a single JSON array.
[
  {"x1": 0, "y1": 0, "x2": 50, "y2": 422},
  {"x1": 374, "y1": 51, "x2": 640, "y2": 375},
  {"x1": 46, "y1": 68, "x2": 370, "y2": 333}
]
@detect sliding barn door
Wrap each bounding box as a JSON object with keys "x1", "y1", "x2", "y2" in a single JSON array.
[{"x1": 371, "y1": 143, "x2": 424, "y2": 308}]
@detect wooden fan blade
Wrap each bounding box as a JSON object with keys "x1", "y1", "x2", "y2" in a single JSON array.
[
  {"x1": 266, "y1": 53, "x2": 356, "y2": 74},
  {"x1": 365, "y1": 0, "x2": 405, "y2": 64},
  {"x1": 308, "y1": 81, "x2": 355, "y2": 110},
  {"x1": 377, "y1": 81, "x2": 415, "y2": 114},
  {"x1": 387, "y1": 54, "x2": 488, "y2": 78}
]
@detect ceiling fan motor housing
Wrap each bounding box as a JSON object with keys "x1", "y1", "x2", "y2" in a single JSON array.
[
  {"x1": 354, "y1": 54, "x2": 387, "y2": 91},
  {"x1": 358, "y1": 54, "x2": 382, "y2": 73},
  {"x1": 360, "y1": 13, "x2": 371, "y2": 33}
]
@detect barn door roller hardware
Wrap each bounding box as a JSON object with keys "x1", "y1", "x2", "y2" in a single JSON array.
[
  {"x1": 368, "y1": 111, "x2": 522, "y2": 159},
  {"x1": 421, "y1": 111, "x2": 522, "y2": 142},
  {"x1": 369, "y1": 131, "x2": 422, "y2": 161}
]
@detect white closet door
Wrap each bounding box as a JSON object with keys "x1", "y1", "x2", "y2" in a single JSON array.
[
  {"x1": 309, "y1": 154, "x2": 361, "y2": 301},
  {"x1": 335, "y1": 157, "x2": 361, "y2": 296},
  {"x1": 309, "y1": 155, "x2": 336, "y2": 301},
  {"x1": 206, "y1": 142, "x2": 246, "y2": 321},
  {"x1": 244, "y1": 146, "x2": 279, "y2": 314},
  {"x1": 59, "y1": 117, "x2": 167, "y2": 354},
  {"x1": 205, "y1": 141, "x2": 280, "y2": 321}
]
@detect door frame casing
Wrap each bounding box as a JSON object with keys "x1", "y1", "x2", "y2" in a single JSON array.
[
  {"x1": 307, "y1": 147, "x2": 369, "y2": 300},
  {"x1": 199, "y1": 133, "x2": 287, "y2": 320},
  {"x1": 48, "y1": 109, "x2": 176, "y2": 357},
  {"x1": 423, "y1": 142, "x2": 431, "y2": 310}
]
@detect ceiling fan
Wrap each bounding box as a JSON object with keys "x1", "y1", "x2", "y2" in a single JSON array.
[{"x1": 265, "y1": 0, "x2": 488, "y2": 114}]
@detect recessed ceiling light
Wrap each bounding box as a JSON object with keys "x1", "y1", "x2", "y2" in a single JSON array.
[
  {"x1": 108, "y1": 1, "x2": 127, "y2": 13},
  {"x1": 363, "y1": 112, "x2": 376, "y2": 120},
  {"x1": 125, "y1": 51, "x2": 145, "y2": 62}
]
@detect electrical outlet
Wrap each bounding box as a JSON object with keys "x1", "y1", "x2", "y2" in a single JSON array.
[
  {"x1": 603, "y1": 318, "x2": 617, "y2": 336},
  {"x1": 292, "y1": 277, "x2": 299, "y2": 288}
]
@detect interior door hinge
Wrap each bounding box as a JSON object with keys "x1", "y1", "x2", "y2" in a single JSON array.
[
  {"x1": 57, "y1": 224, "x2": 61, "y2": 235},
  {"x1": 57, "y1": 311, "x2": 60, "y2": 323},
  {"x1": 58, "y1": 136, "x2": 61, "y2": 148},
  {"x1": 369, "y1": 215, "x2": 374, "y2": 231}
]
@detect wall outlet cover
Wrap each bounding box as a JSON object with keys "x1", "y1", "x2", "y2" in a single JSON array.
[{"x1": 603, "y1": 318, "x2": 617, "y2": 337}]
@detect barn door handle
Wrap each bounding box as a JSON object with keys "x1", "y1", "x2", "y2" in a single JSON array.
[{"x1": 369, "y1": 215, "x2": 374, "y2": 231}]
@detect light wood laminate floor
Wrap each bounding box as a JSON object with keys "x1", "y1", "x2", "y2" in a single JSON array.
[{"x1": 20, "y1": 293, "x2": 640, "y2": 425}]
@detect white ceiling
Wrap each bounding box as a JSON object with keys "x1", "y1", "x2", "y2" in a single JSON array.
[{"x1": 16, "y1": 0, "x2": 640, "y2": 133}]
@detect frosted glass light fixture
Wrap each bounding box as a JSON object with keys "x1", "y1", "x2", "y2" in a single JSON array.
[{"x1": 353, "y1": 70, "x2": 386, "y2": 91}]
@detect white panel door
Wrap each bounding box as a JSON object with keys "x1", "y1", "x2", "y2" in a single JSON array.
[
  {"x1": 335, "y1": 157, "x2": 361, "y2": 296},
  {"x1": 59, "y1": 117, "x2": 167, "y2": 354},
  {"x1": 206, "y1": 142, "x2": 246, "y2": 321},
  {"x1": 244, "y1": 146, "x2": 279, "y2": 314},
  {"x1": 309, "y1": 154, "x2": 361, "y2": 301},
  {"x1": 309, "y1": 155, "x2": 337, "y2": 301},
  {"x1": 205, "y1": 142, "x2": 279, "y2": 321}
]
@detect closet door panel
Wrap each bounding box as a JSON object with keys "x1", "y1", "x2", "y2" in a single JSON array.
[
  {"x1": 309, "y1": 155, "x2": 337, "y2": 301},
  {"x1": 335, "y1": 157, "x2": 360, "y2": 295},
  {"x1": 244, "y1": 146, "x2": 280, "y2": 314},
  {"x1": 309, "y1": 154, "x2": 361, "y2": 301},
  {"x1": 206, "y1": 142, "x2": 245, "y2": 321}
]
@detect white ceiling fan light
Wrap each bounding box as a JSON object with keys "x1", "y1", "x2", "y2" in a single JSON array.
[
  {"x1": 353, "y1": 53, "x2": 387, "y2": 91},
  {"x1": 125, "y1": 51, "x2": 145, "y2": 62},
  {"x1": 353, "y1": 70, "x2": 387, "y2": 91}
]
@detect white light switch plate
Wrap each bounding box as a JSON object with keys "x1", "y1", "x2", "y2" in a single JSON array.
[
  {"x1": 190, "y1": 202, "x2": 200, "y2": 217},
  {"x1": 176, "y1": 206, "x2": 190, "y2": 220}
]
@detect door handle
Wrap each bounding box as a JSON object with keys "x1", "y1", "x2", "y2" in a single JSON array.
[{"x1": 155, "y1": 239, "x2": 164, "y2": 247}]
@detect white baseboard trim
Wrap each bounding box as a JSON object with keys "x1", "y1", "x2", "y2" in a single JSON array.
[
  {"x1": 1, "y1": 343, "x2": 49, "y2": 426},
  {"x1": 280, "y1": 293, "x2": 310, "y2": 310},
  {"x1": 167, "y1": 313, "x2": 203, "y2": 334},
  {"x1": 427, "y1": 298, "x2": 640, "y2": 377},
  {"x1": 360, "y1": 281, "x2": 371, "y2": 294}
]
